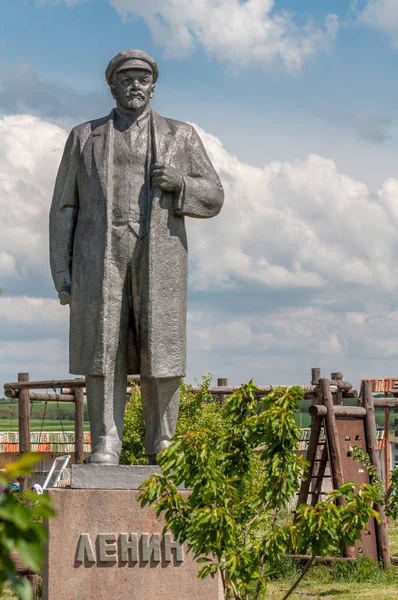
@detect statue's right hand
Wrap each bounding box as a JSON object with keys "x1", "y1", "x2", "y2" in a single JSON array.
[{"x1": 59, "y1": 291, "x2": 71, "y2": 306}]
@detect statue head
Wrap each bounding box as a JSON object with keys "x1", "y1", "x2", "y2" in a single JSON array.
[{"x1": 105, "y1": 50, "x2": 159, "y2": 115}]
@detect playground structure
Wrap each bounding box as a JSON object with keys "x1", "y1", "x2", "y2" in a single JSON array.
[
  {"x1": 3, "y1": 370, "x2": 354, "y2": 471},
  {"x1": 3, "y1": 368, "x2": 398, "y2": 569}
]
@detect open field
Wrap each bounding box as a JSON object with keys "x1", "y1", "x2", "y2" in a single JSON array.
[{"x1": 0, "y1": 419, "x2": 91, "y2": 432}]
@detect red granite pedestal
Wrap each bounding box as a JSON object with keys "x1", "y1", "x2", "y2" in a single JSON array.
[{"x1": 43, "y1": 488, "x2": 223, "y2": 600}]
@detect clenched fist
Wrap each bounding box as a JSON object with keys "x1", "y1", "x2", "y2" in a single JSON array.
[
  {"x1": 152, "y1": 163, "x2": 183, "y2": 192},
  {"x1": 59, "y1": 283, "x2": 71, "y2": 306}
]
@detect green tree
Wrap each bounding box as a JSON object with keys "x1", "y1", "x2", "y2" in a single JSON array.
[
  {"x1": 120, "y1": 374, "x2": 226, "y2": 465},
  {"x1": 139, "y1": 383, "x2": 379, "y2": 600},
  {"x1": 351, "y1": 445, "x2": 398, "y2": 522},
  {"x1": 0, "y1": 453, "x2": 55, "y2": 600}
]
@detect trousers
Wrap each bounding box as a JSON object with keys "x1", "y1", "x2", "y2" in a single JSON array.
[{"x1": 86, "y1": 224, "x2": 180, "y2": 462}]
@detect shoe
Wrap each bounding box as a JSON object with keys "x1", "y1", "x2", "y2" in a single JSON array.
[{"x1": 88, "y1": 450, "x2": 119, "y2": 465}]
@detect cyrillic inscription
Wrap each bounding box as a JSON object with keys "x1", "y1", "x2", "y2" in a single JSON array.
[
  {"x1": 76, "y1": 533, "x2": 95, "y2": 563},
  {"x1": 141, "y1": 533, "x2": 160, "y2": 562},
  {"x1": 75, "y1": 533, "x2": 184, "y2": 566},
  {"x1": 120, "y1": 533, "x2": 138, "y2": 562},
  {"x1": 98, "y1": 534, "x2": 117, "y2": 563},
  {"x1": 164, "y1": 534, "x2": 184, "y2": 562}
]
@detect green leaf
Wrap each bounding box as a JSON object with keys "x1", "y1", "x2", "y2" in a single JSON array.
[
  {"x1": 6, "y1": 454, "x2": 43, "y2": 480},
  {"x1": 10, "y1": 575, "x2": 33, "y2": 600},
  {"x1": 15, "y1": 539, "x2": 43, "y2": 573}
]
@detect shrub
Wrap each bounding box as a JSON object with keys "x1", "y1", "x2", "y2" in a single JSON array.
[
  {"x1": 120, "y1": 375, "x2": 227, "y2": 464},
  {"x1": 139, "y1": 383, "x2": 379, "y2": 600}
]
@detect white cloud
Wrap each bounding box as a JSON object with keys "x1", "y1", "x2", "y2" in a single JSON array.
[
  {"x1": 0, "y1": 115, "x2": 67, "y2": 294},
  {"x1": 188, "y1": 124, "x2": 398, "y2": 294},
  {"x1": 45, "y1": 0, "x2": 338, "y2": 72},
  {"x1": 2, "y1": 113, "x2": 398, "y2": 387},
  {"x1": 358, "y1": 0, "x2": 398, "y2": 46}
]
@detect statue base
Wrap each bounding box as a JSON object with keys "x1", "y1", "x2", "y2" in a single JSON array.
[
  {"x1": 43, "y1": 474, "x2": 222, "y2": 600},
  {"x1": 71, "y1": 464, "x2": 161, "y2": 489}
]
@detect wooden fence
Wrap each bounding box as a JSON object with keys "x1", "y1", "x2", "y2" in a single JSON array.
[{"x1": 3, "y1": 368, "x2": 353, "y2": 467}]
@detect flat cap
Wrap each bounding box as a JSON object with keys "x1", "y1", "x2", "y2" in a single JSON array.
[{"x1": 105, "y1": 50, "x2": 159, "y2": 86}]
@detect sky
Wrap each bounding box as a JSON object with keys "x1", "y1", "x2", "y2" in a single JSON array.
[{"x1": 1, "y1": 0, "x2": 398, "y2": 390}]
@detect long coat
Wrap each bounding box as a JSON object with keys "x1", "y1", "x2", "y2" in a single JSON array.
[{"x1": 49, "y1": 109, "x2": 224, "y2": 378}]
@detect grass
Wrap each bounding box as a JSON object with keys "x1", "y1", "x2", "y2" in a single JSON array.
[
  {"x1": 3, "y1": 565, "x2": 398, "y2": 599},
  {"x1": 3, "y1": 557, "x2": 398, "y2": 600},
  {"x1": 390, "y1": 523, "x2": 398, "y2": 557},
  {"x1": 0, "y1": 586, "x2": 16, "y2": 600},
  {"x1": 267, "y1": 557, "x2": 398, "y2": 599},
  {"x1": 0, "y1": 419, "x2": 90, "y2": 432},
  {"x1": 267, "y1": 579, "x2": 398, "y2": 599}
]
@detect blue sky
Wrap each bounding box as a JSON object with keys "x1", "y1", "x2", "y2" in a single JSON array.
[{"x1": 1, "y1": 0, "x2": 398, "y2": 390}]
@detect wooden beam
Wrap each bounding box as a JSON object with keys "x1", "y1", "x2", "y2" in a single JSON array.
[
  {"x1": 321, "y1": 378, "x2": 356, "y2": 560},
  {"x1": 321, "y1": 379, "x2": 345, "y2": 491},
  {"x1": 384, "y1": 392, "x2": 390, "y2": 491},
  {"x1": 309, "y1": 405, "x2": 366, "y2": 419},
  {"x1": 363, "y1": 381, "x2": 391, "y2": 568},
  {"x1": 5, "y1": 378, "x2": 86, "y2": 391},
  {"x1": 295, "y1": 382, "x2": 322, "y2": 511},
  {"x1": 332, "y1": 372, "x2": 343, "y2": 406},
  {"x1": 311, "y1": 368, "x2": 321, "y2": 385},
  {"x1": 18, "y1": 373, "x2": 30, "y2": 456},
  {"x1": 217, "y1": 378, "x2": 228, "y2": 403},
  {"x1": 74, "y1": 388, "x2": 84, "y2": 464},
  {"x1": 29, "y1": 393, "x2": 75, "y2": 402},
  {"x1": 18, "y1": 373, "x2": 31, "y2": 492},
  {"x1": 374, "y1": 398, "x2": 398, "y2": 409},
  {"x1": 4, "y1": 380, "x2": 352, "y2": 395}
]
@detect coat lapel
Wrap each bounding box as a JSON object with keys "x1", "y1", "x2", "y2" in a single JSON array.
[
  {"x1": 150, "y1": 111, "x2": 174, "y2": 206},
  {"x1": 151, "y1": 111, "x2": 173, "y2": 166},
  {"x1": 91, "y1": 111, "x2": 115, "y2": 199}
]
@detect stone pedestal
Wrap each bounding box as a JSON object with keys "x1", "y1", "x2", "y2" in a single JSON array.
[
  {"x1": 43, "y1": 486, "x2": 223, "y2": 600},
  {"x1": 71, "y1": 464, "x2": 161, "y2": 489}
]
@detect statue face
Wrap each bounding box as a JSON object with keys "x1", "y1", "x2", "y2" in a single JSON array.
[{"x1": 110, "y1": 68, "x2": 155, "y2": 113}]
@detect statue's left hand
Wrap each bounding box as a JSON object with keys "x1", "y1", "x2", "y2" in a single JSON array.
[{"x1": 152, "y1": 163, "x2": 183, "y2": 192}]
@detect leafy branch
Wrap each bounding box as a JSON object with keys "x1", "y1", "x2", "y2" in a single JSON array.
[
  {"x1": 139, "y1": 383, "x2": 379, "y2": 600},
  {"x1": 0, "y1": 453, "x2": 55, "y2": 600}
]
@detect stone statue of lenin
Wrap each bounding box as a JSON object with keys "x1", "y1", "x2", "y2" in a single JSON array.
[{"x1": 49, "y1": 50, "x2": 224, "y2": 465}]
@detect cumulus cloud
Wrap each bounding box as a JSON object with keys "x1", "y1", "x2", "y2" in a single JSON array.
[
  {"x1": 0, "y1": 114, "x2": 67, "y2": 296},
  {"x1": 188, "y1": 124, "x2": 398, "y2": 295},
  {"x1": 358, "y1": 0, "x2": 398, "y2": 45},
  {"x1": 44, "y1": 0, "x2": 338, "y2": 72},
  {"x1": 2, "y1": 113, "x2": 398, "y2": 386}
]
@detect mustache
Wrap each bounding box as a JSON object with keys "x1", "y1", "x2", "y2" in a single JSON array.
[{"x1": 127, "y1": 92, "x2": 145, "y2": 99}]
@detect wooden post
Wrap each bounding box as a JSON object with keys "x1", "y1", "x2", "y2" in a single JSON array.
[
  {"x1": 322, "y1": 379, "x2": 344, "y2": 490},
  {"x1": 311, "y1": 368, "x2": 321, "y2": 385},
  {"x1": 27, "y1": 574, "x2": 39, "y2": 600},
  {"x1": 74, "y1": 387, "x2": 84, "y2": 464},
  {"x1": 331, "y1": 372, "x2": 343, "y2": 406},
  {"x1": 217, "y1": 378, "x2": 228, "y2": 403},
  {"x1": 295, "y1": 378, "x2": 322, "y2": 511},
  {"x1": 322, "y1": 378, "x2": 356, "y2": 559},
  {"x1": 18, "y1": 373, "x2": 31, "y2": 491},
  {"x1": 384, "y1": 391, "x2": 390, "y2": 491},
  {"x1": 363, "y1": 381, "x2": 391, "y2": 568}
]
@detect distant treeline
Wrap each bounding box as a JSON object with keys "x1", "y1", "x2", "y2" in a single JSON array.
[{"x1": 0, "y1": 397, "x2": 17, "y2": 405}]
